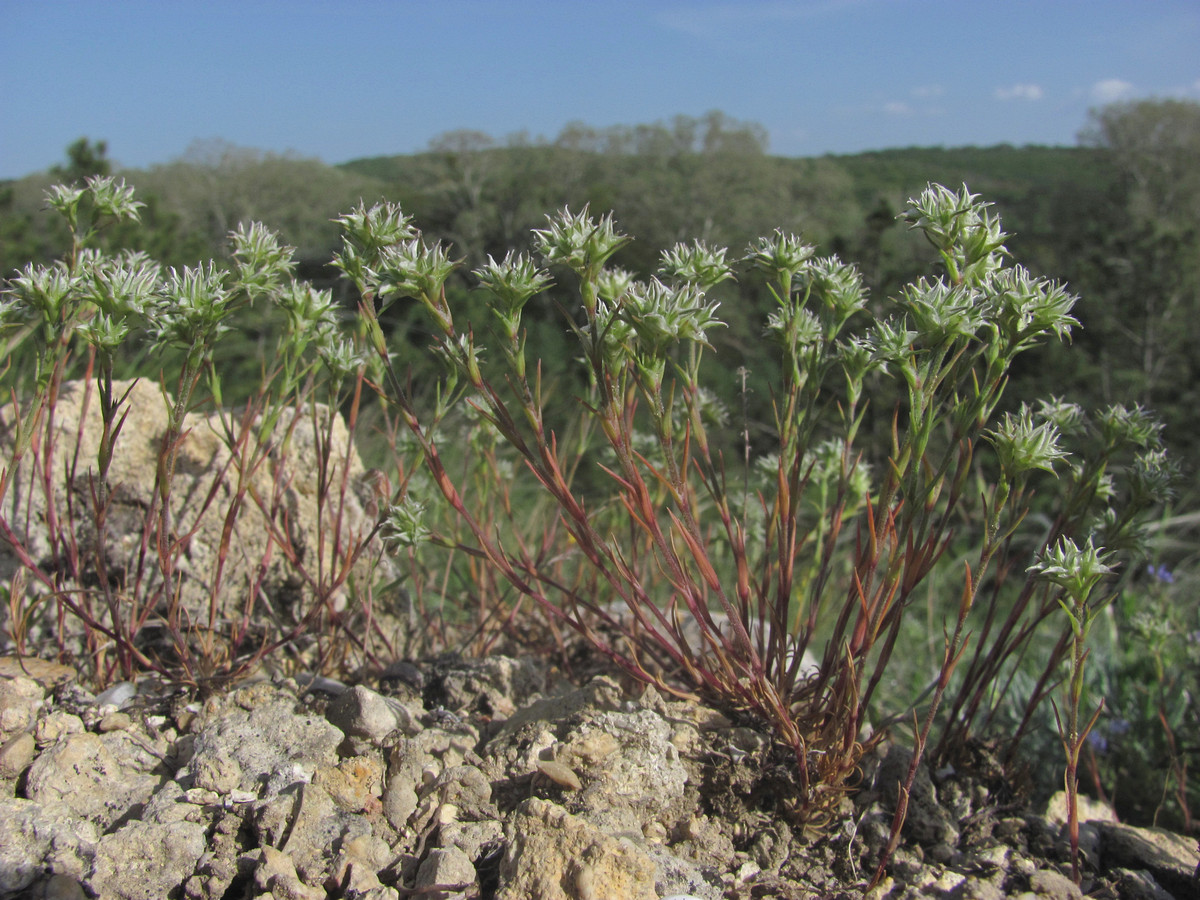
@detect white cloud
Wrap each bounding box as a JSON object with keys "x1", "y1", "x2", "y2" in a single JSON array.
[
  {"x1": 994, "y1": 83, "x2": 1044, "y2": 102},
  {"x1": 1091, "y1": 78, "x2": 1136, "y2": 103},
  {"x1": 912, "y1": 85, "x2": 945, "y2": 99},
  {"x1": 883, "y1": 101, "x2": 912, "y2": 116}
]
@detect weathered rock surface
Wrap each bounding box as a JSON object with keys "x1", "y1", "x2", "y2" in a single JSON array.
[
  {"x1": 186, "y1": 686, "x2": 343, "y2": 798},
  {"x1": 0, "y1": 655, "x2": 1197, "y2": 900},
  {"x1": 500, "y1": 797, "x2": 659, "y2": 900},
  {"x1": 0, "y1": 379, "x2": 391, "y2": 662}
]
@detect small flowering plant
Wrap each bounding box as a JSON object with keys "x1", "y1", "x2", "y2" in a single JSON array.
[
  {"x1": 333, "y1": 183, "x2": 1172, "y2": 837},
  {"x1": 1, "y1": 179, "x2": 1179, "y2": 881},
  {"x1": 1, "y1": 177, "x2": 385, "y2": 687},
  {"x1": 1029, "y1": 536, "x2": 1116, "y2": 883}
]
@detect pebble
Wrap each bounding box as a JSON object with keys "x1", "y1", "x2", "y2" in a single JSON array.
[
  {"x1": 93, "y1": 681, "x2": 136, "y2": 708},
  {"x1": 536, "y1": 758, "x2": 582, "y2": 791},
  {"x1": 98, "y1": 712, "x2": 132, "y2": 732},
  {"x1": 0, "y1": 731, "x2": 35, "y2": 777}
]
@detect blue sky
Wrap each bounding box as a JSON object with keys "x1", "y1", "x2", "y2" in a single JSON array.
[{"x1": 3, "y1": 0, "x2": 1199, "y2": 179}]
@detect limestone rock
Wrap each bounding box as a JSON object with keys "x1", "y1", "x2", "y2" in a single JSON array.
[
  {"x1": 1109, "y1": 867, "x2": 1179, "y2": 900},
  {"x1": 0, "y1": 656, "x2": 77, "y2": 686},
  {"x1": 558, "y1": 708, "x2": 692, "y2": 834},
  {"x1": 499, "y1": 797, "x2": 658, "y2": 900},
  {"x1": 495, "y1": 674, "x2": 623, "y2": 736},
  {"x1": 328, "y1": 834, "x2": 398, "y2": 899},
  {"x1": 1027, "y1": 868, "x2": 1082, "y2": 899},
  {"x1": 25, "y1": 731, "x2": 164, "y2": 828},
  {"x1": 87, "y1": 818, "x2": 207, "y2": 900},
  {"x1": 1043, "y1": 789, "x2": 1118, "y2": 826},
  {"x1": 1098, "y1": 822, "x2": 1199, "y2": 899},
  {"x1": 33, "y1": 711, "x2": 85, "y2": 745},
  {"x1": 416, "y1": 846, "x2": 477, "y2": 900},
  {"x1": 187, "y1": 689, "x2": 342, "y2": 798},
  {"x1": 0, "y1": 379, "x2": 391, "y2": 660},
  {"x1": 0, "y1": 797, "x2": 98, "y2": 895},
  {"x1": 313, "y1": 753, "x2": 385, "y2": 813},
  {"x1": 0, "y1": 729, "x2": 35, "y2": 779},
  {"x1": 325, "y1": 684, "x2": 408, "y2": 745},
  {"x1": 250, "y1": 782, "x2": 374, "y2": 888},
  {"x1": 438, "y1": 818, "x2": 505, "y2": 865},
  {"x1": 0, "y1": 674, "x2": 44, "y2": 738},
  {"x1": 428, "y1": 655, "x2": 548, "y2": 719},
  {"x1": 253, "y1": 846, "x2": 325, "y2": 900},
  {"x1": 875, "y1": 744, "x2": 960, "y2": 847}
]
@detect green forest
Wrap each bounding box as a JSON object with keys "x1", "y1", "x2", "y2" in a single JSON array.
[{"x1": 4, "y1": 102, "x2": 1197, "y2": 467}]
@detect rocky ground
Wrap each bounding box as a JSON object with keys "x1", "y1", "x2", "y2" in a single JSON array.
[{"x1": 0, "y1": 652, "x2": 1196, "y2": 900}]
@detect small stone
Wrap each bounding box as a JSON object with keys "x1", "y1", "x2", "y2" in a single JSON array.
[
  {"x1": 313, "y1": 754, "x2": 384, "y2": 812},
  {"x1": 1028, "y1": 868, "x2": 1082, "y2": 899},
  {"x1": 98, "y1": 712, "x2": 133, "y2": 733},
  {"x1": 25, "y1": 732, "x2": 160, "y2": 828},
  {"x1": 175, "y1": 707, "x2": 198, "y2": 732},
  {"x1": 735, "y1": 860, "x2": 761, "y2": 883},
  {"x1": 1043, "y1": 789, "x2": 1116, "y2": 826},
  {"x1": 329, "y1": 834, "x2": 392, "y2": 897},
  {"x1": 0, "y1": 797, "x2": 98, "y2": 895},
  {"x1": 40, "y1": 873, "x2": 88, "y2": 900},
  {"x1": 563, "y1": 731, "x2": 619, "y2": 766},
  {"x1": 254, "y1": 846, "x2": 324, "y2": 900},
  {"x1": 416, "y1": 846, "x2": 476, "y2": 900},
  {"x1": 975, "y1": 844, "x2": 1011, "y2": 871},
  {"x1": 956, "y1": 878, "x2": 1007, "y2": 900},
  {"x1": 436, "y1": 765, "x2": 493, "y2": 818},
  {"x1": 93, "y1": 682, "x2": 136, "y2": 709},
  {"x1": 0, "y1": 657, "x2": 76, "y2": 686},
  {"x1": 187, "y1": 693, "x2": 342, "y2": 798},
  {"x1": 0, "y1": 675, "x2": 44, "y2": 735},
  {"x1": 34, "y1": 711, "x2": 84, "y2": 745},
  {"x1": 0, "y1": 731, "x2": 35, "y2": 778},
  {"x1": 499, "y1": 798, "x2": 657, "y2": 900},
  {"x1": 383, "y1": 777, "x2": 419, "y2": 831},
  {"x1": 1110, "y1": 867, "x2": 1176, "y2": 900},
  {"x1": 643, "y1": 820, "x2": 667, "y2": 843},
  {"x1": 325, "y1": 685, "x2": 401, "y2": 744},
  {"x1": 440, "y1": 819, "x2": 504, "y2": 863},
  {"x1": 995, "y1": 816, "x2": 1026, "y2": 841},
  {"x1": 536, "y1": 758, "x2": 582, "y2": 791},
  {"x1": 1098, "y1": 822, "x2": 1198, "y2": 899},
  {"x1": 928, "y1": 870, "x2": 967, "y2": 893},
  {"x1": 928, "y1": 841, "x2": 955, "y2": 864},
  {"x1": 88, "y1": 818, "x2": 208, "y2": 900},
  {"x1": 184, "y1": 787, "x2": 221, "y2": 805}
]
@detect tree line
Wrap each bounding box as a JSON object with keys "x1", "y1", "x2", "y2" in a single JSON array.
[{"x1": 2, "y1": 103, "x2": 1197, "y2": 466}]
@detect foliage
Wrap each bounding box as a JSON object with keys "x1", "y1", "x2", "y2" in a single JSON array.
[
  {"x1": 0, "y1": 176, "x2": 394, "y2": 688},
  {"x1": 333, "y1": 184, "x2": 1171, "y2": 839},
  {"x1": 50, "y1": 137, "x2": 112, "y2": 182},
  {"x1": 1, "y1": 106, "x2": 1196, "y2": 845},
  {"x1": 1088, "y1": 530, "x2": 1200, "y2": 834},
  {"x1": 1029, "y1": 535, "x2": 1115, "y2": 884},
  {"x1": 7, "y1": 105, "x2": 1197, "y2": 464}
]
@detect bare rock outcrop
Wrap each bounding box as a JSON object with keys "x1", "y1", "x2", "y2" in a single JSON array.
[{"x1": 1, "y1": 656, "x2": 1197, "y2": 899}]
